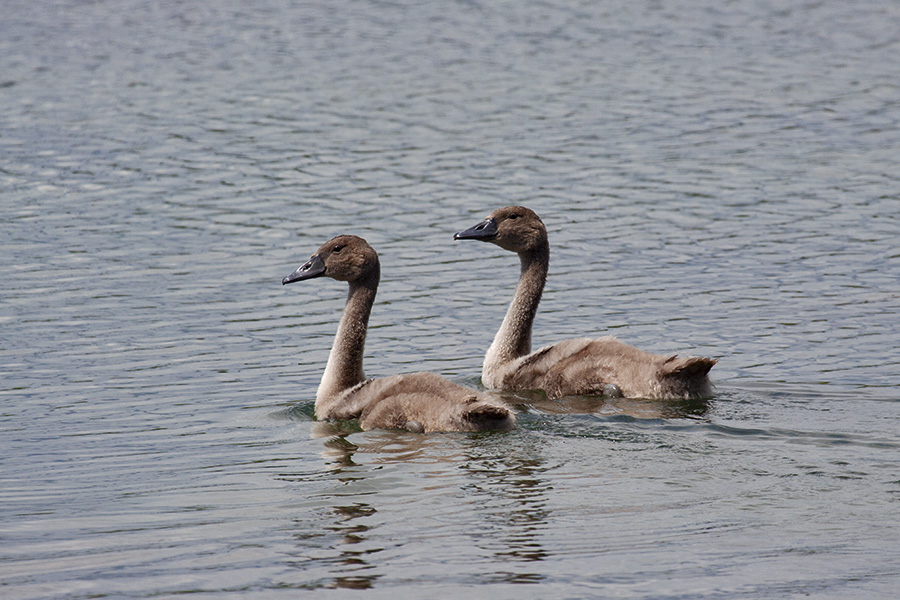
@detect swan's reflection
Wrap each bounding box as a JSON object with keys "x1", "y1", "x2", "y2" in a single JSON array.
[
  {"x1": 456, "y1": 442, "x2": 552, "y2": 583},
  {"x1": 292, "y1": 428, "x2": 553, "y2": 587},
  {"x1": 284, "y1": 389, "x2": 707, "y2": 590},
  {"x1": 321, "y1": 502, "x2": 381, "y2": 590},
  {"x1": 495, "y1": 388, "x2": 711, "y2": 420}
]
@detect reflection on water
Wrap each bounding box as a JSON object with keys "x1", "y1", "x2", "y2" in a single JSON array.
[
  {"x1": 459, "y1": 450, "x2": 551, "y2": 584},
  {"x1": 3, "y1": 0, "x2": 900, "y2": 596},
  {"x1": 322, "y1": 503, "x2": 382, "y2": 590},
  {"x1": 497, "y1": 389, "x2": 712, "y2": 420},
  {"x1": 292, "y1": 430, "x2": 556, "y2": 588},
  {"x1": 285, "y1": 499, "x2": 383, "y2": 591}
]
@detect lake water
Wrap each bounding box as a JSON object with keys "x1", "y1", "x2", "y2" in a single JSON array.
[{"x1": 2, "y1": 1, "x2": 899, "y2": 598}]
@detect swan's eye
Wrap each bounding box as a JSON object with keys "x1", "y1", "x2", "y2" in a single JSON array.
[
  {"x1": 333, "y1": 245, "x2": 344, "y2": 254},
  {"x1": 509, "y1": 213, "x2": 520, "y2": 220}
]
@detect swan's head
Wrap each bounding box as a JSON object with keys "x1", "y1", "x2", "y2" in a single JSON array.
[
  {"x1": 283, "y1": 235, "x2": 380, "y2": 285},
  {"x1": 453, "y1": 206, "x2": 547, "y2": 253}
]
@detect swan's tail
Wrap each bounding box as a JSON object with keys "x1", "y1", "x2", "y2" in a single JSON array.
[
  {"x1": 659, "y1": 355, "x2": 717, "y2": 398},
  {"x1": 463, "y1": 402, "x2": 517, "y2": 431},
  {"x1": 663, "y1": 355, "x2": 717, "y2": 378}
]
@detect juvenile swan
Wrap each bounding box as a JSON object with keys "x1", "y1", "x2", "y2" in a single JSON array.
[
  {"x1": 454, "y1": 207, "x2": 716, "y2": 400},
  {"x1": 282, "y1": 235, "x2": 515, "y2": 433}
]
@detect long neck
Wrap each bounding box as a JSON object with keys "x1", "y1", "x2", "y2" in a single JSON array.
[
  {"x1": 316, "y1": 274, "x2": 378, "y2": 404},
  {"x1": 484, "y1": 240, "x2": 549, "y2": 375}
]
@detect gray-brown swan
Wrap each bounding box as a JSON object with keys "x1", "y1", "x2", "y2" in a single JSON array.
[
  {"x1": 282, "y1": 235, "x2": 516, "y2": 433},
  {"x1": 454, "y1": 207, "x2": 716, "y2": 400}
]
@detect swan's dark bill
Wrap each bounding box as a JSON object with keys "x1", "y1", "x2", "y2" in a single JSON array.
[
  {"x1": 282, "y1": 254, "x2": 326, "y2": 285},
  {"x1": 453, "y1": 217, "x2": 498, "y2": 241}
]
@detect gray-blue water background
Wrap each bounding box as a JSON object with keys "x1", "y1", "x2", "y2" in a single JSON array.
[{"x1": 2, "y1": 1, "x2": 898, "y2": 598}]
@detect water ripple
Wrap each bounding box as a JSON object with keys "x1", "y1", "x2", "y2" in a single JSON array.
[{"x1": 2, "y1": 0, "x2": 899, "y2": 597}]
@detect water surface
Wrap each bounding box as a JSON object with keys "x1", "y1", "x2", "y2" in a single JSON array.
[{"x1": 2, "y1": 1, "x2": 899, "y2": 598}]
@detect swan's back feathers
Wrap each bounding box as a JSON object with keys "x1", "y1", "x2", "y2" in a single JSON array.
[
  {"x1": 316, "y1": 378, "x2": 377, "y2": 422},
  {"x1": 494, "y1": 336, "x2": 715, "y2": 400},
  {"x1": 346, "y1": 372, "x2": 515, "y2": 432}
]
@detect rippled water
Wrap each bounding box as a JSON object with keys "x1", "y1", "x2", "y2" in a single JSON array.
[{"x1": 2, "y1": 1, "x2": 899, "y2": 598}]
